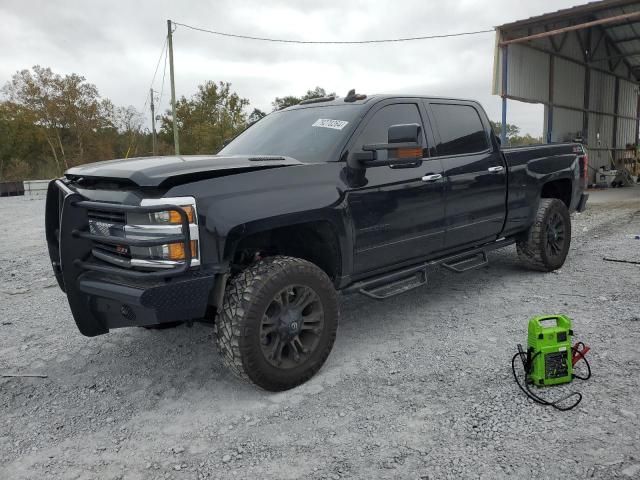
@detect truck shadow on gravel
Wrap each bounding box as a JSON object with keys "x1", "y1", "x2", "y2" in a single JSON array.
[
  {"x1": 74, "y1": 248, "x2": 535, "y2": 399},
  {"x1": 0, "y1": 248, "x2": 576, "y2": 455}
]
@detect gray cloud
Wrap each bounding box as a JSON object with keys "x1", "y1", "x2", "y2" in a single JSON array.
[{"x1": 1, "y1": 0, "x2": 582, "y2": 136}]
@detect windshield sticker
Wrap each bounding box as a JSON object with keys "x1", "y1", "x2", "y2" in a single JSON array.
[{"x1": 312, "y1": 118, "x2": 349, "y2": 130}]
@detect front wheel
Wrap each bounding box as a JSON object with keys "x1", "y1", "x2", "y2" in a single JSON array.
[
  {"x1": 516, "y1": 198, "x2": 572, "y2": 272},
  {"x1": 214, "y1": 256, "x2": 339, "y2": 391}
]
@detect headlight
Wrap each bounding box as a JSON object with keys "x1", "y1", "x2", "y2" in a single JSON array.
[
  {"x1": 125, "y1": 196, "x2": 201, "y2": 268},
  {"x1": 149, "y1": 205, "x2": 196, "y2": 224}
]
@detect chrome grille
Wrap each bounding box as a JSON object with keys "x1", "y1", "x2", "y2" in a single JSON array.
[
  {"x1": 88, "y1": 220, "x2": 113, "y2": 237},
  {"x1": 87, "y1": 209, "x2": 125, "y2": 224},
  {"x1": 87, "y1": 208, "x2": 130, "y2": 259}
]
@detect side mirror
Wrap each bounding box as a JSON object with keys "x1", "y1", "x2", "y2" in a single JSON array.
[
  {"x1": 388, "y1": 123, "x2": 421, "y2": 144},
  {"x1": 350, "y1": 123, "x2": 423, "y2": 168}
]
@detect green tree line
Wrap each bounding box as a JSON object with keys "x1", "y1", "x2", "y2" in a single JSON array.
[
  {"x1": 1, "y1": 65, "x2": 539, "y2": 181},
  {"x1": 0, "y1": 65, "x2": 337, "y2": 181},
  {"x1": 490, "y1": 121, "x2": 543, "y2": 146}
]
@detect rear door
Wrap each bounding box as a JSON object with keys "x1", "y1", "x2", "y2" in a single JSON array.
[
  {"x1": 344, "y1": 100, "x2": 446, "y2": 276},
  {"x1": 424, "y1": 101, "x2": 507, "y2": 249}
]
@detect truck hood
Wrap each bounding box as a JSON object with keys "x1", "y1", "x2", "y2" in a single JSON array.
[{"x1": 64, "y1": 155, "x2": 304, "y2": 187}]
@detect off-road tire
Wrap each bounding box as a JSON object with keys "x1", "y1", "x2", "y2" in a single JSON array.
[
  {"x1": 516, "y1": 198, "x2": 571, "y2": 272},
  {"x1": 214, "y1": 256, "x2": 339, "y2": 391}
]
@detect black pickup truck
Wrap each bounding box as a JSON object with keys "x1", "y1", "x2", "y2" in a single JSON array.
[{"x1": 46, "y1": 92, "x2": 588, "y2": 391}]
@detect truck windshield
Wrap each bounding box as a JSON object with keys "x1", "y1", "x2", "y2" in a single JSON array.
[{"x1": 219, "y1": 105, "x2": 361, "y2": 163}]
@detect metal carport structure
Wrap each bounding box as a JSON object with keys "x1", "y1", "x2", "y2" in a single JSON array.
[{"x1": 493, "y1": 0, "x2": 640, "y2": 181}]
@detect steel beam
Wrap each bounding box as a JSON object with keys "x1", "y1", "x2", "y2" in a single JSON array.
[
  {"x1": 547, "y1": 56, "x2": 554, "y2": 143},
  {"x1": 590, "y1": 51, "x2": 640, "y2": 62},
  {"x1": 500, "y1": 11, "x2": 640, "y2": 46},
  {"x1": 501, "y1": 45, "x2": 508, "y2": 144},
  {"x1": 612, "y1": 77, "x2": 620, "y2": 151},
  {"x1": 636, "y1": 93, "x2": 640, "y2": 150},
  {"x1": 521, "y1": 42, "x2": 636, "y2": 82}
]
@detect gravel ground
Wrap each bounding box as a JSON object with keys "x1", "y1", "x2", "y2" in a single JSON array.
[{"x1": 1, "y1": 190, "x2": 639, "y2": 480}]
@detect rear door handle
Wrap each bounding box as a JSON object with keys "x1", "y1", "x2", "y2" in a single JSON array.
[
  {"x1": 421, "y1": 174, "x2": 443, "y2": 182},
  {"x1": 488, "y1": 166, "x2": 504, "y2": 173}
]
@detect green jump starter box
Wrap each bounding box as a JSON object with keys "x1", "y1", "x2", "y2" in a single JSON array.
[{"x1": 527, "y1": 314, "x2": 574, "y2": 386}]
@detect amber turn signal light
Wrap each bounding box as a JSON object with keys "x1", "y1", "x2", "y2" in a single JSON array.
[
  {"x1": 394, "y1": 147, "x2": 422, "y2": 159},
  {"x1": 167, "y1": 206, "x2": 195, "y2": 224},
  {"x1": 167, "y1": 240, "x2": 198, "y2": 261}
]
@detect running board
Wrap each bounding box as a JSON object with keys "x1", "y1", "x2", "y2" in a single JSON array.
[
  {"x1": 441, "y1": 251, "x2": 488, "y2": 273},
  {"x1": 345, "y1": 237, "x2": 515, "y2": 300},
  {"x1": 346, "y1": 263, "x2": 428, "y2": 300}
]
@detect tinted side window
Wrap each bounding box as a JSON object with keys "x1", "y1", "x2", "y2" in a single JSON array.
[
  {"x1": 357, "y1": 104, "x2": 424, "y2": 161},
  {"x1": 431, "y1": 104, "x2": 488, "y2": 156}
]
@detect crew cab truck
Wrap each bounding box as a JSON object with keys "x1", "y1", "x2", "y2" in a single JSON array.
[{"x1": 45, "y1": 92, "x2": 588, "y2": 391}]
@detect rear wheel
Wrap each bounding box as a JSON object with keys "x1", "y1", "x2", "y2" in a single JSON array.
[
  {"x1": 214, "y1": 256, "x2": 338, "y2": 391},
  {"x1": 516, "y1": 198, "x2": 571, "y2": 272}
]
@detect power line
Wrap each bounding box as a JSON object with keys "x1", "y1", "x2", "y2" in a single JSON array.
[
  {"x1": 171, "y1": 20, "x2": 494, "y2": 44},
  {"x1": 128, "y1": 36, "x2": 168, "y2": 159},
  {"x1": 142, "y1": 36, "x2": 168, "y2": 114},
  {"x1": 157, "y1": 45, "x2": 169, "y2": 116}
]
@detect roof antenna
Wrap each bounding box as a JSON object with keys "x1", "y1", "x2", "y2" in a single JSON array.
[{"x1": 344, "y1": 89, "x2": 366, "y2": 102}]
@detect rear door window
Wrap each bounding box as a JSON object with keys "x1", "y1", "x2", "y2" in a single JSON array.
[{"x1": 430, "y1": 104, "x2": 489, "y2": 156}]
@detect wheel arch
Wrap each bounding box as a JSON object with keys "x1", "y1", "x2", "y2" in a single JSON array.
[
  {"x1": 224, "y1": 214, "x2": 349, "y2": 286},
  {"x1": 540, "y1": 177, "x2": 573, "y2": 208}
]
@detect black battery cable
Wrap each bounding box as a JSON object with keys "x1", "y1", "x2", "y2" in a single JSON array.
[{"x1": 511, "y1": 344, "x2": 591, "y2": 411}]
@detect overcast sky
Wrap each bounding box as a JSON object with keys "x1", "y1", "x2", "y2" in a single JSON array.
[{"x1": 1, "y1": 0, "x2": 586, "y2": 136}]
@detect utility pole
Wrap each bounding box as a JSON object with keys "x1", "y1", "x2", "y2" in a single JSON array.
[
  {"x1": 150, "y1": 88, "x2": 158, "y2": 155},
  {"x1": 167, "y1": 19, "x2": 180, "y2": 155}
]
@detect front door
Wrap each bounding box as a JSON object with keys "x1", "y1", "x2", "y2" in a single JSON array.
[{"x1": 344, "y1": 101, "x2": 446, "y2": 276}]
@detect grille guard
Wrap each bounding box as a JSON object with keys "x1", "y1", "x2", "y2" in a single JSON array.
[
  {"x1": 45, "y1": 179, "x2": 224, "y2": 337},
  {"x1": 72, "y1": 199, "x2": 193, "y2": 278},
  {"x1": 48, "y1": 179, "x2": 195, "y2": 280}
]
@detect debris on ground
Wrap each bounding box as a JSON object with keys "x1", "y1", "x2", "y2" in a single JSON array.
[{"x1": 603, "y1": 257, "x2": 640, "y2": 265}]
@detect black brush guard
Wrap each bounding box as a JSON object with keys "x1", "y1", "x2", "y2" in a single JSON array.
[{"x1": 45, "y1": 179, "x2": 221, "y2": 336}]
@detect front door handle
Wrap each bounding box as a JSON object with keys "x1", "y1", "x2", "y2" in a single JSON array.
[
  {"x1": 488, "y1": 166, "x2": 504, "y2": 173},
  {"x1": 421, "y1": 173, "x2": 443, "y2": 182}
]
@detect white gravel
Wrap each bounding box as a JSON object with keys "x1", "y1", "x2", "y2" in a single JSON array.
[{"x1": 1, "y1": 190, "x2": 639, "y2": 480}]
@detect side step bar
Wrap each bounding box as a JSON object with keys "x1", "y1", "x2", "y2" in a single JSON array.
[
  {"x1": 441, "y1": 251, "x2": 488, "y2": 273},
  {"x1": 345, "y1": 237, "x2": 515, "y2": 300},
  {"x1": 348, "y1": 263, "x2": 429, "y2": 300}
]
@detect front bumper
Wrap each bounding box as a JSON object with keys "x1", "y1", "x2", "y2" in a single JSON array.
[
  {"x1": 45, "y1": 179, "x2": 226, "y2": 336},
  {"x1": 75, "y1": 271, "x2": 220, "y2": 331}
]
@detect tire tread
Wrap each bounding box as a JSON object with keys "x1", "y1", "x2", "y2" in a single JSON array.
[
  {"x1": 516, "y1": 198, "x2": 571, "y2": 272},
  {"x1": 214, "y1": 256, "x2": 338, "y2": 391}
]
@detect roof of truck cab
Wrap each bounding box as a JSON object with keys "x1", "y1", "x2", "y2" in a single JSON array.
[{"x1": 284, "y1": 94, "x2": 482, "y2": 110}]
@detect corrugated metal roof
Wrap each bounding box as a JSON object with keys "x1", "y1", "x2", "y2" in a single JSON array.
[
  {"x1": 498, "y1": 0, "x2": 640, "y2": 79},
  {"x1": 596, "y1": 2, "x2": 640, "y2": 69},
  {"x1": 497, "y1": 1, "x2": 639, "y2": 30},
  {"x1": 495, "y1": 1, "x2": 639, "y2": 156}
]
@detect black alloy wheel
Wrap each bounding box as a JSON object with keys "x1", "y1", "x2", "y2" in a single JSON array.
[
  {"x1": 215, "y1": 256, "x2": 339, "y2": 391},
  {"x1": 544, "y1": 211, "x2": 566, "y2": 260},
  {"x1": 516, "y1": 198, "x2": 572, "y2": 272},
  {"x1": 260, "y1": 285, "x2": 325, "y2": 369}
]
